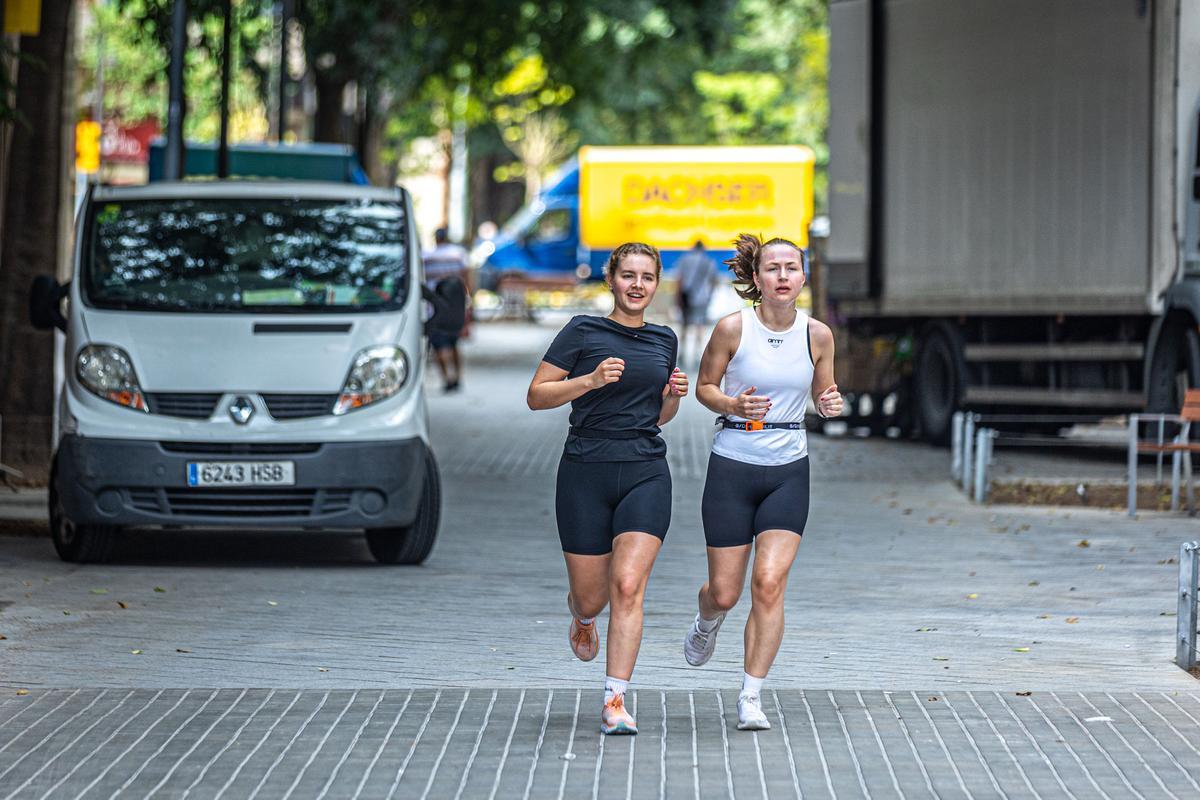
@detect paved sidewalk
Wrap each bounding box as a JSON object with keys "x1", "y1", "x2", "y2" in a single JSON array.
[{"x1": 2, "y1": 688, "x2": 1199, "y2": 799}]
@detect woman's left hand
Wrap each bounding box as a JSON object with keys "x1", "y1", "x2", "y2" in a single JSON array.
[
  {"x1": 817, "y1": 383, "x2": 842, "y2": 418},
  {"x1": 665, "y1": 367, "x2": 689, "y2": 397}
]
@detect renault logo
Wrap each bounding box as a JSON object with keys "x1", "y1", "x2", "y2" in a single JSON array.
[{"x1": 228, "y1": 396, "x2": 254, "y2": 425}]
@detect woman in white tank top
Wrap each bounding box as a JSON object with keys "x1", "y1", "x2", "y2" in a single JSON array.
[{"x1": 682, "y1": 234, "x2": 843, "y2": 731}]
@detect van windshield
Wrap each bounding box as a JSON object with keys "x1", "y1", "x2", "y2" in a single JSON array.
[{"x1": 84, "y1": 197, "x2": 409, "y2": 313}]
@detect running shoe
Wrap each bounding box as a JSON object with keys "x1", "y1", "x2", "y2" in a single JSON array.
[
  {"x1": 683, "y1": 612, "x2": 726, "y2": 666},
  {"x1": 737, "y1": 693, "x2": 772, "y2": 731},
  {"x1": 567, "y1": 594, "x2": 599, "y2": 662},
  {"x1": 601, "y1": 693, "x2": 638, "y2": 735}
]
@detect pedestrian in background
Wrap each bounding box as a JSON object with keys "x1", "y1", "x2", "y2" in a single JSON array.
[
  {"x1": 675, "y1": 240, "x2": 720, "y2": 367},
  {"x1": 683, "y1": 233, "x2": 842, "y2": 730},
  {"x1": 423, "y1": 227, "x2": 471, "y2": 392},
  {"x1": 527, "y1": 242, "x2": 689, "y2": 735}
]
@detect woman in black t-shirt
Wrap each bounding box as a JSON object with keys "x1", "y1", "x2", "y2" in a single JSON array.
[{"x1": 527, "y1": 242, "x2": 688, "y2": 735}]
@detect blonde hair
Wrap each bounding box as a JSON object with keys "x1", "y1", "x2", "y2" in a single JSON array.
[
  {"x1": 606, "y1": 242, "x2": 662, "y2": 278},
  {"x1": 723, "y1": 233, "x2": 803, "y2": 302}
]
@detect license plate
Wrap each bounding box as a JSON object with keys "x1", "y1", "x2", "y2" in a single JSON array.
[{"x1": 186, "y1": 461, "x2": 295, "y2": 487}]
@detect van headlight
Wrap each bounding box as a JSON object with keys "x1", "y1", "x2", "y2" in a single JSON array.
[
  {"x1": 76, "y1": 345, "x2": 148, "y2": 412},
  {"x1": 333, "y1": 346, "x2": 408, "y2": 415}
]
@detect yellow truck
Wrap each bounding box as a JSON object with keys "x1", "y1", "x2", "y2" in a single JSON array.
[{"x1": 477, "y1": 145, "x2": 815, "y2": 288}]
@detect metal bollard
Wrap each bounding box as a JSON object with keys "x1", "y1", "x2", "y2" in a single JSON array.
[
  {"x1": 1127, "y1": 413, "x2": 1139, "y2": 518},
  {"x1": 962, "y1": 414, "x2": 976, "y2": 493},
  {"x1": 974, "y1": 427, "x2": 992, "y2": 503},
  {"x1": 1177, "y1": 542, "x2": 1199, "y2": 670},
  {"x1": 951, "y1": 411, "x2": 964, "y2": 482}
]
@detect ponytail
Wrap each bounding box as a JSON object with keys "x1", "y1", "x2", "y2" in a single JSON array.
[{"x1": 722, "y1": 234, "x2": 803, "y2": 302}]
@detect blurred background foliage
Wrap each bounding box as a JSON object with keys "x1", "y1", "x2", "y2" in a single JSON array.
[{"x1": 76, "y1": 0, "x2": 828, "y2": 209}]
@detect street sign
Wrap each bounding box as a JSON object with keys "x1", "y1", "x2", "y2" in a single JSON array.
[
  {"x1": 4, "y1": 0, "x2": 41, "y2": 35},
  {"x1": 75, "y1": 120, "x2": 101, "y2": 174}
]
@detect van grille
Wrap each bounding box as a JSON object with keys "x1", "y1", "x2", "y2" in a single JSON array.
[
  {"x1": 159, "y1": 442, "x2": 322, "y2": 456},
  {"x1": 261, "y1": 394, "x2": 338, "y2": 420},
  {"x1": 146, "y1": 393, "x2": 221, "y2": 419},
  {"x1": 123, "y1": 487, "x2": 354, "y2": 518}
]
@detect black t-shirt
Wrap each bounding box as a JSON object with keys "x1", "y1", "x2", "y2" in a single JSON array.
[{"x1": 542, "y1": 315, "x2": 678, "y2": 462}]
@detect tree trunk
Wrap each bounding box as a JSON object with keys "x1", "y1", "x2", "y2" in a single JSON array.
[
  {"x1": 0, "y1": 0, "x2": 74, "y2": 481},
  {"x1": 312, "y1": 70, "x2": 349, "y2": 143}
]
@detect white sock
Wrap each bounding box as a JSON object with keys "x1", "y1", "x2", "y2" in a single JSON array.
[
  {"x1": 741, "y1": 673, "x2": 764, "y2": 698},
  {"x1": 576, "y1": 614, "x2": 595, "y2": 625},
  {"x1": 696, "y1": 613, "x2": 721, "y2": 633},
  {"x1": 604, "y1": 676, "x2": 628, "y2": 703}
]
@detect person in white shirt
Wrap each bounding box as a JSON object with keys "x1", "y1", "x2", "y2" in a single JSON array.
[
  {"x1": 423, "y1": 227, "x2": 470, "y2": 392},
  {"x1": 683, "y1": 233, "x2": 843, "y2": 730}
]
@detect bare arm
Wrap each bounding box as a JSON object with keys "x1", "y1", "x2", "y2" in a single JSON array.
[
  {"x1": 696, "y1": 312, "x2": 772, "y2": 419},
  {"x1": 526, "y1": 357, "x2": 625, "y2": 410},
  {"x1": 809, "y1": 319, "x2": 843, "y2": 418},
  {"x1": 657, "y1": 368, "x2": 689, "y2": 425}
]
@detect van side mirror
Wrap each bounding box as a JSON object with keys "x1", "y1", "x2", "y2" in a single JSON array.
[{"x1": 29, "y1": 276, "x2": 68, "y2": 333}]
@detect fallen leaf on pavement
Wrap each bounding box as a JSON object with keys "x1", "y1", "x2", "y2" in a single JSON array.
[
  {"x1": 966, "y1": 593, "x2": 978, "y2": 599},
  {"x1": 16, "y1": 689, "x2": 28, "y2": 696},
  {"x1": 176, "y1": 648, "x2": 191, "y2": 653},
  {"x1": 267, "y1": 601, "x2": 278, "y2": 607},
  {"x1": 90, "y1": 588, "x2": 108, "y2": 595},
  {"x1": 926, "y1": 696, "x2": 940, "y2": 702},
  {"x1": 130, "y1": 649, "x2": 142, "y2": 655},
  {"x1": 1066, "y1": 617, "x2": 1080, "y2": 623},
  {"x1": 62, "y1": 611, "x2": 70, "y2": 616},
  {"x1": 1014, "y1": 647, "x2": 1030, "y2": 653},
  {"x1": 1015, "y1": 691, "x2": 1032, "y2": 696},
  {"x1": 0, "y1": 635, "x2": 6, "y2": 640},
  {"x1": 1077, "y1": 539, "x2": 1090, "y2": 548},
  {"x1": 1038, "y1": 614, "x2": 1051, "y2": 619},
  {"x1": 117, "y1": 601, "x2": 128, "y2": 609},
  {"x1": 153, "y1": 587, "x2": 166, "y2": 593},
  {"x1": 916, "y1": 628, "x2": 937, "y2": 632},
  {"x1": 318, "y1": 667, "x2": 328, "y2": 672},
  {"x1": 1028, "y1": 581, "x2": 1039, "y2": 586},
  {"x1": 1095, "y1": 565, "x2": 1105, "y2": 571},
  {"x1": 933, "y1": 656, "x2": 950, "y2": 661}
]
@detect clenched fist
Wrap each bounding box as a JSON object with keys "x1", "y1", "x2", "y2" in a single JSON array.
[
  {"x1": 664, "y1": 367, "x2": 689, "y2": 397},
  {"x1": 587, "y1": 357, "x2": 625, "y2": 389}
]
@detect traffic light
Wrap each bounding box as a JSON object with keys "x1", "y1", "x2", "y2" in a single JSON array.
[{"x1": 76, "y1": 120, "x2": 101, "y2": 174}]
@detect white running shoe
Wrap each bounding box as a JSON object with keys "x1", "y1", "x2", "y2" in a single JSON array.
[
  {"x1": 737, "y1": 693, "x2": 772, "y2": 731},
  {"x1": 683, "y1": 613, "x2": 725, "y2": 666}
]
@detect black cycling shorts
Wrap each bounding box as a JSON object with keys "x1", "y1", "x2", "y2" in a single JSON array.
[
  {"x1": 701, "y1": 452, "x2": 809, "y2": 548},
  {"x1": 555, "y1": 457, "x2": 672, "y2": 555}
]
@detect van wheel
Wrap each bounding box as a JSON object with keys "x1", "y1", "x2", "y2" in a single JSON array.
[
  {"x1": 49, "y1": 464, "x2": 116, "y2": 564},
  {"x1": 365, "y1": 449, "x2": 441, "y2": 565}
]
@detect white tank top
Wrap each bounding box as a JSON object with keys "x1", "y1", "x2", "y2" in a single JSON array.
[{"x1": 711, "y1": 307, "x2": 815, "y2": 466}]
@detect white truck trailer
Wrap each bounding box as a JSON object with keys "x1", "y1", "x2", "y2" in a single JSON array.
[{"x1": 826, "y1": 0, "x2": 1200, "y2": 441}]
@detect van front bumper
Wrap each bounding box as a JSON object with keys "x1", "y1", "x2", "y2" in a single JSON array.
[{"x1": 54, "y1": 435, "x2": 428, "y2": 529}]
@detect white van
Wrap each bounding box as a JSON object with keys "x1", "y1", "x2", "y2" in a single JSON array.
[{"x1": 30, "y1": 181, "x2": 441, "y2": 564}]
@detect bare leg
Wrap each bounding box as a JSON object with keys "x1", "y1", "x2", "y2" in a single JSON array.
[
  {"x1": 698, "y1": 543, "x2": 752, "y2": 620},
  {"x1": 605, "y1": 532, "x2": 663, "y2": 680},
  {"x1": 563, "y1": 551, "x2": 611, "y2": 621},
  {"x1": 432, "y1": 347, "x2": 453, "y2": 386},
  {"x1": 449, "y1": 345, "x2": 463, "y2": 385},
  {"x1": 744, "y1": 531, "x2": 802, "y2": 677}
]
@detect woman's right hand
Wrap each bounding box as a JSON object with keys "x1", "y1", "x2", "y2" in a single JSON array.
[
  {"x1": 588, "y1": 357, "x2": 625, "y2": 389},
  {"x1": 730, "y1": 385, "x2": 771, "y2": 420}
]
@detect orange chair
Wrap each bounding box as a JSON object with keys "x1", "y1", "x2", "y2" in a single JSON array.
[{"x1": 1128, "y1": 389, "x2": 1200, "y2": 516}]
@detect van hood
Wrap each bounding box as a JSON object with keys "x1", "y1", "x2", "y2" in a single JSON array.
[{"x1": 78, "y1": 309, "x2": 407, "y2": 393}]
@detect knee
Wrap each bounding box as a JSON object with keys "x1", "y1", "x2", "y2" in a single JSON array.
[
  {"x1": 707, "y1": 583, "x2": 742, "y2": 612},
  {"x1": 751, "y1": 573, "x2": 786, "y2": 608},
  {"x1": 610, "y1": 575, "x2": 645, "y2": 609}
]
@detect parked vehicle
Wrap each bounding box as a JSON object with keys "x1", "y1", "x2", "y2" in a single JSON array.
[
  {"x1": 30, "y1": 181, "x2": 441, "y2": 564},
  {"x1": 825, "y1": 0, "x2": 1200, "y2": 441},
  {"x1": 477, "y1": 145, "x2": 815, "y2": 287}
]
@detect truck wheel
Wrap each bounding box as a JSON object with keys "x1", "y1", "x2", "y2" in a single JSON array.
[
  {"x1": 49, "y1": 463, "x2": 116, "y2": 564},
  {"x1": 914, "y1": 322, "x2": 966, "y2": 445},
  {"x1": 1147, "y1": 315, "x2": 1200, "y2": 418},
  {"x1": 365, "y1": 449, "x2": 442, "y2": 565}
]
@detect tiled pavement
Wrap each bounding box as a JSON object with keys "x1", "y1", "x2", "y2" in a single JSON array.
[
  {"x1": 2, "y1": 688, "x2": 1200, "y2": 798},
  {"x1": 3, "y1": 321, "x2": 1200, "y2": 797}
]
